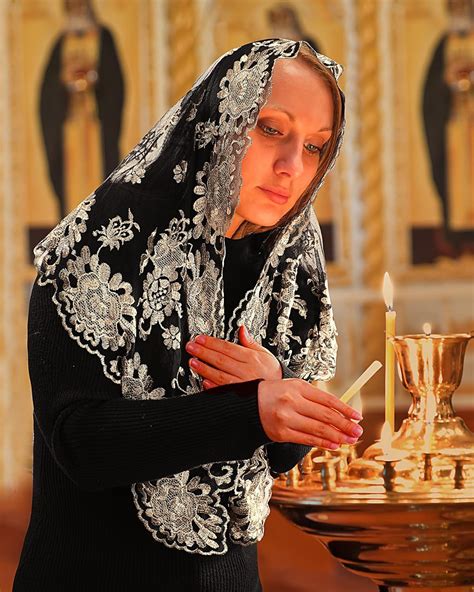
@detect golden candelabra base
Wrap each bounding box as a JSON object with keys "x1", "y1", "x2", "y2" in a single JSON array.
[
  {"x1": 272, "y1": 332, "x2": 474, "y2": 590},
  {"x1": 272, "y1": 489, "x2": 474, "y2": 590}
]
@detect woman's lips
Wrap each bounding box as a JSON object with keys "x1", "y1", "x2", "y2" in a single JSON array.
[{"x1": 259, "y1": 186, "x2": 290, "y2": 205}]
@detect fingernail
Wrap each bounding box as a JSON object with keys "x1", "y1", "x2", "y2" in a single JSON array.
[
  {"x1": 186, "y1": 342, "x2": 198, "y2": 353},
  {"x1": 190, "y1": 358, "x2": 199, "y2": 368},
  {"x1": 352, "y1": 411, "x2": 363, "y2": 421},
  {"x1": 352, "y1": 424, "x2": 363, "y2": 437},
  {"x1": 345, "y1": 436, "x2": 359, "y2": 444},
  {"x1": 195, "y1": 335, "x2": 205, "y2": 345},
  {"x1": 328, "y1": 442, "x2": 339, "y2": 450}
]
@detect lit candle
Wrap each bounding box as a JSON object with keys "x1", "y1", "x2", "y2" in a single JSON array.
[{"x1": 383, "y1": 272, "x2": 396, "y2": 433}]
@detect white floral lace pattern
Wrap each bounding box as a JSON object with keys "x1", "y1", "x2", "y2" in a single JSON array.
[
  {"x1": 231, "y1": 273, "x2": 274, "y2": 344},
  {"x1": 109, "y1": 100, "x2": 182, "y2": 185},
  {"x1": 121, "y1": 352, "x2": 165, "y2": 400},
  {"x1": 217, "y1": 52, "x2": 271, "y2": 133},
  {"x1": 173, "y1": 160, "x2": 188, "y2": 183},
  {"x1": 270, "y1": 257, "x2": 304, "y2": 354},
  {"x1": 132, "y1": 471, "x2": 229, "y2": 555},
  {"x1": 34, "y1": 193, "x2": 96, "y2": 282},
  {"x1": 162, "y1": 325, "x2": 181, "y2": 350},
  {"x1": 193, "y1": 157, "x2": 240, "y2": 235},
  {"x1": 138, "y1": 211, "x2": 189, "y2": 341},
  {"x1": 57, "y1": 246, "x2": 136, "y2": 353},
  {"x1": 185, "y1": 247, "x2": 222, "y2": 337},
  {"x1": 140, "y1": 272, "x2": 181, "y2": 331},
  {"x1": 195, "y1": 120, "x2": 219, "y2": 149},
  {"x1": 229, "y1": 448, "x2": 273, "y2": 544},
  {"x1": 93, "y1": 209, "x2": 140, "y2": 252}
]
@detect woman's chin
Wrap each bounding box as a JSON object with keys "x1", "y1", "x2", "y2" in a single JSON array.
[{"x1": 241, "y1": 208, "x2": 289, "y2": 229}]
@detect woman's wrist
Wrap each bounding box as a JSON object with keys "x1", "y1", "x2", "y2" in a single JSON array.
[{"x1": 279, "y1": 360, "x2": 297, "y2": 379}]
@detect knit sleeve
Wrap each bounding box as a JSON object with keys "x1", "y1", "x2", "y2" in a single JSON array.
[
  {"x1": 29, "y1": 280, "x2": 271, "y2": 492},
  {"x1": 264, "y1": 361, "x2": 311, "y2": 476}
]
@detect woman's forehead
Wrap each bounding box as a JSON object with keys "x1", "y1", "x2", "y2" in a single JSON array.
[
  {"x1": 270, "y1": 56, "x2": 324, "y2": 90},
  {"x1": 263, "y1": 58, "x2": 334, "y2": 132}
]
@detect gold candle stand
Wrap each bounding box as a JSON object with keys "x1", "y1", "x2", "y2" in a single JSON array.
[{"x1": 271, "y1": 332, "x2": 474, "y2": 591}]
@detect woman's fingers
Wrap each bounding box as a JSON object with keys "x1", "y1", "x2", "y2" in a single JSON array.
[
  {"x1": 189, "y1": 358, "x2": 237, "y2": 386},
  {"x1": 185, "y1": 334, "x2": 282, "y2": 382},
  {"x1": 283, "y1": 428, "x2": 341, "y2": 450},
  {"x1": 301, "y1": 383, "x2": 362, "y2": 421},
  {"x1": 257, "y1": 379, "x2": 364, "y2": 445},
  {"x1": 295, "y1": 397, "x2": 363, "y2": 439},
  {"x1": 287, "y1": 413, "x2": 359, "y2": 445},
  {"x1": 186, "y1": 342, "x2": 247, "y2": 378},
  {"x1": 189, "y1": 335, "x2": 248, "y2": 362}
]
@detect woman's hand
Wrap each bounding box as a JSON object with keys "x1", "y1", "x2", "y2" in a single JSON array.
[
  {"x1": 257, "y1": 379, "x2": 363, "y2": 449},
  {"x1": 185, "y1": 325, "x2": 282, "y2": 388}
]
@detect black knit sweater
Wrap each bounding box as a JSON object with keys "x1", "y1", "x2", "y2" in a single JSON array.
[{"x1": 13, "y1": 230, "x2": 310, "y2": 592}]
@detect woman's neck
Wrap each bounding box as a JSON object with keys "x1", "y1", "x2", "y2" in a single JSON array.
[{"x1": 225, "y1": 213, "x2": 245, "y2": 238}]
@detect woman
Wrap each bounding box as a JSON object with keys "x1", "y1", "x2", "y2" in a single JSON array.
[{"x1": 14, "y1": 39, "x2": 362, "y2": 591}]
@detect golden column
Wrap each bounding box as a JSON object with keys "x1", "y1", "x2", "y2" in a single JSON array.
[
  {"x1": 0, "y1": 2, "x2": 31, "y2": 491},
  {"x1": 167, "y1": 0, "x2": 200, "y2": 106},
  {"x1": 357, "y1": 0, "x2": 386, "y2": 398}
]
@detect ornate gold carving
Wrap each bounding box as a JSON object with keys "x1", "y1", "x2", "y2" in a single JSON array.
[
  {"x1": 0, "y1": 2, "x2": 31, "y2": 490},
  {"x1": 356, "y1": 0, "x2": 386, "y2": 393},
  {"x1": 358, "y1": 0, "x2": 384, "y2": 288},
  {"x1": 167, "y1": 0, "x2": 199, "y2": 105}
]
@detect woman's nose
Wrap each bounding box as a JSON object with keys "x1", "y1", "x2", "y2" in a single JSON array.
[{"x1": 273, "y1": 141, "x2": 304, "y2": 178}]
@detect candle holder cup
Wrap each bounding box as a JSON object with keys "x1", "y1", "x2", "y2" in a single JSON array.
[{"x1": 390, "y1": 333, "x2": 474, "y2": 451}]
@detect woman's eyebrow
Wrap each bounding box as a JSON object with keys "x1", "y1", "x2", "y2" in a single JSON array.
[{"x1": 263, "y1": 104, "x2": 332, "y2": 133}]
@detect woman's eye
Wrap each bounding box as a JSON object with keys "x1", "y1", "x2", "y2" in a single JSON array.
[
  {"x1": 305, "y1": 143, "x2": 322, "y2": 156},
  {"x1": 259, "y1": 123, "x2": 281, "y2": 136}
]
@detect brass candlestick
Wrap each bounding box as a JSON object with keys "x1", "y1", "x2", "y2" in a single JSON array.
[
  {"x1": 311, "y1": 456, "x2": 340, "y2": 491},
  {"x1": 422, "y1": 451, "x2": 435, "y2": 481},
  {"x1": 272, "y1": 331, "x2": 474, "y2": 591},
  {"x1": 380, "y1": 458, "x2": 397, "y2": 492}
]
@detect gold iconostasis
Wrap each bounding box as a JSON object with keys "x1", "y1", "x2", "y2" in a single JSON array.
[{"x1": 0, "y1": 0, "x2": 473, "y2": 492}]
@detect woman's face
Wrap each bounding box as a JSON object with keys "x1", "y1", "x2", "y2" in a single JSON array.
[{"x1": 226, "y1": 57, "x2": 334, "y2": 237}]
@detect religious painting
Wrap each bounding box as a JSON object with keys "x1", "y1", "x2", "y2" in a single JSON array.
[
  {"x1": 420, "y1": 0, "x2": 473, "y2": 262},
  {"x1": 214, "y1": 0, "x2": 352, "y2": 284},
  {"x1": 386, "y1": 0, "x2": 473, "y2": 279},
  {"x1": 17, "y1": 0, "x2": 157, "y2": 272},
  {"x1": 39, "y1": 0, "x2": 125, "y2": 220}
]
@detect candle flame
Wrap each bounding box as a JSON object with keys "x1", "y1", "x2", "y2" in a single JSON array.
[
  {"x1": 383, "y1": 272, "x2": 394, "y2": 310},
  {"x1": 423, "y1": 322, "x2": 432, "y2": 336},
  {"x1": 380, "y1": 421, "x2": 393, "y2": 456}
]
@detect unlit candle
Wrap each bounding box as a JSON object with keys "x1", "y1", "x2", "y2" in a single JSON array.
[{"x1": 340, "y1": 361, "x2": 382, "y2": 404}]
